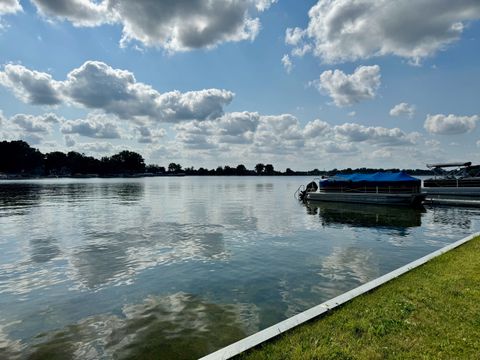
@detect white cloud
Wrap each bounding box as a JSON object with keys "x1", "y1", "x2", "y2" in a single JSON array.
[
  {"x1": 424, "y1": 113, "x2": 479, "y2": 135},
  {"x1": 251, "y1": 114, "x2": 306, "y2": 154},
  {"x1": 313, "y1": 65, "x2": 381, "y2": 107},
  {"x1": 285, "y1": 27, "x2": 311, "y2": 57},
  {"x1": 174, "y1": 111, "x2": 260, "y2": 148},
  {"x1": 65, "y1": 134, "x2": 76, "y2": 147},
  {"x1": 390, "y1": 102, "x2": 415, "y2": 118},
  {"x1": 215, "y1": 111, "x2": 259, "y2": 144},
  {"x1": 288, "y1": 0, "x2": 480, "y2": 64},
  {"x1": 76, "y1": 141, "x2": 115, "y2": 154},
  {"x1": 281, "y1": 54, "x2": 293, "y2": 73},
  {"x1": 0, "y1": 0, "x2": 21, "y2": 15},
  {"x1": 303, "y1": 119, "x2": 330, "y2": 138},
  {"x1": 21, "y1": 133, "x2": 44, "y2": 145},
  {"x1": 31, "y1": 0, "x2": 109, "y2": 27},
  {"x1": 136, "y1": 125, "x2": 166, "y2": 144},
  {"x1": 11, "y1": 113, "x2": 62, "y2": 133},
  {"x1": 0, "y1": 61, "x2": 234, "y2": 123},
  {"x1": 285, "y1": 27, "x2": 305, "y2": 46},
  {"x1": 61, "y1": 114, "x2": 122, "y2": 139},
  {"x1": 0, "y1": 64, "x2": 62, "y2": 105},
  {"x1": 425, "y1": 139, "x2": 440, "y2": 147},
  {"x1": 29, "y1": 0, "x2": 274, "y2": 52},
  {"x1": 255, "y1": 0, "x2": 277, "y2": 12},
  {"x1": 323, "y1": 141, "x2": 358, "y2": 154},
  {"x1": 334, "y1": 123, "x2": 420, "y2": 146}
]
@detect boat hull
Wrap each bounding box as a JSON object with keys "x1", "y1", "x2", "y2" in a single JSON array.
[
  {"x1": 422, "y1": 187, "x2": 480, "y2": 207},
  {"x1": 307, "y1": 191, "x2": 425, "y2": 207},
  {"x1": 422, "y1": 186, "x2": 480, "y2": 196}
]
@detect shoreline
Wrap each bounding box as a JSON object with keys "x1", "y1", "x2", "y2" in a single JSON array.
[{"x1": 200, "y1": 233, "x2": 480, "y2": 360}]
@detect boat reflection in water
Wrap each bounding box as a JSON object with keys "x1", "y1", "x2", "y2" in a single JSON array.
[{"x1": 306, "y1": 201, "x2": 424, "y2": 230}]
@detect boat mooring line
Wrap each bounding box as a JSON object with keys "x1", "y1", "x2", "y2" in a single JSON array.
[{"x1": 199, "y1": 232, "x2": 480, "y2": 360}]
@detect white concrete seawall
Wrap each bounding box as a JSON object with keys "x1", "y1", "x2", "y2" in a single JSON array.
[{"x1": 200, "y1": 232, "x2": 480, "y2": 360}]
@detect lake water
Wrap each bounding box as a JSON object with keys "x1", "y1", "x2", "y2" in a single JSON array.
[{"x1": 1, "y1": 177, "x2": 480, "y2": 359}]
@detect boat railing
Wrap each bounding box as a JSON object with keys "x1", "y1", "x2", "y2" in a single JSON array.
[
  {"x1": 320, "y1": 186, "x2": 421, "y2": 194},
  {"x1": 294, "y1": 184, "x2": 305, "y2": 199}
]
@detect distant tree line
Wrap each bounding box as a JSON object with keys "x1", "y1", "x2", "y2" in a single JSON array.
[
  {"x1": 0, "y1": 140, "x2": 434, "y2": 178},
  {"x1": 1, "y1": 140, "x2": 146, "y2": 176}
]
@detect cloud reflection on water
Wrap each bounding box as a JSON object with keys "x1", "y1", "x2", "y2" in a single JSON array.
[{"x1": 24, "y1": 292, "x2": 258, "y2": 360}]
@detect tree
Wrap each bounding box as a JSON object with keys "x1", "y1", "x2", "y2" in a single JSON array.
[
  {"x1": 109, "y1": 151, "x2": 145, "y2": 174},
  {"x1": 168, "y1": 162, "x2": 182, "y2": 173},
  {"x1": 285, "y1": 168, "x2": 294, "y2": 175},
  {"x1": 223, "y1": 165, "x2": 234, "y2": 175},
  {"x1": 264, "y1": 164, "x2": 274, "y2": 175},
  {"x1": 0, "y1": 140, "x2": 44, "y2": 174},
  {"x1": 45, "y1": 151, "x2": 69, "y2": 175},
  {"x1": 146, "y1": 164, "x2": 165, "y2": 174},
  {"x1": 197, "y1": 167, "x2": 209, "y2": 175},
  {"x1": 215, "y1": 166, "x2": 224, "y2": 175},
  {"x1": 255, "y1": 163, "x2": 264, "y2": 175},
  {"x1": 236, "y1": 164, "x2": 247, "y2": 175}
]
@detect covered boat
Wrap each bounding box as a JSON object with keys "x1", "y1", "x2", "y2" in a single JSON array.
[{"x1": 305, "y1": 172, "x2": 425, "y2": 207}]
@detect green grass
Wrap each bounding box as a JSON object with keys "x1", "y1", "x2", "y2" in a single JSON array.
[{"x1": 238, "y1": 236, "x2": 480, "y2": 360}]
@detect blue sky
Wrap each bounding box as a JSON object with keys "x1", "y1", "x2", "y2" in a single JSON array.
[{"x1": 0, "y1": 0, "x2": 479, "y2": 170}]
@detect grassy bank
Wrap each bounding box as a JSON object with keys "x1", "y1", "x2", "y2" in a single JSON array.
[{"x1": 238, "y1": 236, "x2": 480, "y2": 359}]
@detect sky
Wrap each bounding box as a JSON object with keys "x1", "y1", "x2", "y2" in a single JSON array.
[{"x1": 0, "y1": 0, "x2": 479, "y2": 171}]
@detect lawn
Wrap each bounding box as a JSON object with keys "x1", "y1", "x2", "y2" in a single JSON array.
[{"x1": 238, "y1": 236, "x2": 480, "y2": 359}]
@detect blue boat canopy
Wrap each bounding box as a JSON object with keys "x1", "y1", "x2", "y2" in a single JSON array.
[{"x1": 321, "y1": 171, "x2": 420, "y2": 185}]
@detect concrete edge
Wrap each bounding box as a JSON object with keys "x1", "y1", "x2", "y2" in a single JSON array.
[{"x1": 199, "y1": 232, "x2": 480, "y2": 360}]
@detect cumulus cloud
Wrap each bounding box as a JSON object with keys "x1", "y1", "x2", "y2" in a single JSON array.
[
  {"x1": 0, "y1": 64, "x2": 62, "y2": 105},
  {"x1": 0, "y1": 61, "x2": 234, "y2": 122},
  {"x1": 303, "y1": 119, "x2": 330, "y2": 138},
  {"x1": 31, "y1": 0, "x2": 109, "y2": 26},
  {"x1": 424, "y1": 113, "x2": 479, "y2": 135},
  {"x1": 174, "y1": 112, "x2": 307, "y2": 153},
  {"x1": 11, "y1": 113, "x2": 62, "y2": 133},
  {"x1": 313, "y1": 65, "x2": 381, "y2": 107},
  {"x1": 136, "y1": 125, "x2": 166, "y2": 144},
  {"x1": 286, "y1": 0, "x2": 480, "y2": 64},
  {"x1": 61, "y1": 114, "x2": 122, "y2": 139},
  {"x1": 65, "y1": 134, "x2": 76, "y2": 147},
  {"x1": 21, "y1": 133, "x2": 44, "y2": 145},
  {"x1": 251, "y1": 114, "x2": 306, "y2": 154},
  {"x1": 0, "y1": 112, "x2": 62, "y2": 144},
  {"x1": 174, "y1": 111, "x2": 260, "y2": 148},
  {"x1": 0, "y1": 0, "x2": 21, "y2": 15},
  {"x1": 76, "y1": 141, "x2": 115, "y2": 154},
  {"x1": 281, "y1": 54, "x2": 293, "y2": 73},
  {"x1": 285, "y1": 27, "x2": 304, "y2": 46},
  {"x1": 323, "y1": 141, "x2": 358, "y2": 154},
  {"x1": 390, "y1": 102, "x2": 416, "y2": 118},
  {"x1": 28, "y1": 0, "x2": 274, "y2": 51},
  {"x1": 215, "y1": 111, "x2": 259, "y2": 144},
  {"x1": 334, "y1": 123, "x2": 420, "y2": 146},
  {"x1": 173, "y1": 113, "x2": 421, "y2": 157},
  {"x1": 284, "y1": 27, "x2": 311, "y2": 57},
  {"x1": 175, "y1": 122, "x2": 217, "y2": 150}
]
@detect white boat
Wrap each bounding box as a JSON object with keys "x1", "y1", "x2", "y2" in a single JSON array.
[{"x1": 299, "y1": 172, "x2": 425, "y2": 207}]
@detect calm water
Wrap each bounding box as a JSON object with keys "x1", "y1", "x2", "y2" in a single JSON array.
[{"x1": 1, "y1": 177, "x2": 480, "y2": 359}]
